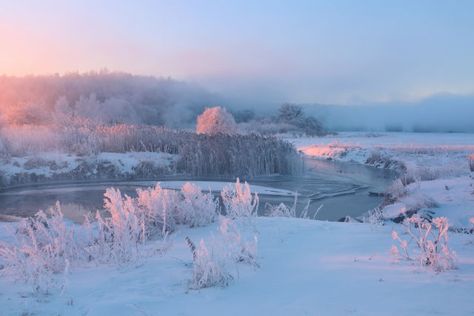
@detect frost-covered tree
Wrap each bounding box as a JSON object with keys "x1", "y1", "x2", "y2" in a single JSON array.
[
  {"x1": 231, "y1": 109, "x2": 255, "y2": 123},
  {"x1": 277, "y1": 103, "x2": 304, "y2": 124},
  {"x1": 196, "y1": 106, "x2": 237, "y2": 135},
  {"x1": 274, "y1": 103, "x2": 325, "y2": 136}
]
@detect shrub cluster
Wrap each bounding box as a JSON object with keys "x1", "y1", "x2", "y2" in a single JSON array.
[{"x1": 0, "y1": 179, "x2": 260, "y2": 292}]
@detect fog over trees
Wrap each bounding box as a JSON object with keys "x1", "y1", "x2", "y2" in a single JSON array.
[
  {"x1": 0, "y1": 71, "x2": 218, "y2": 128},
  {"x1": 1, "y1": 72, "x2": 472, "y2": 134}
]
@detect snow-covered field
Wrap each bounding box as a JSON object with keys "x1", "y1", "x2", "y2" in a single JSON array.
[
  {"x1": 290, "y1": 132, "x2": 474, "y2": 178},
  {"x1": 1, "y1": 132, "x2": 474, "y2": 315},
  {"x1": 1, "y1": 217, "x2": 474, "y2": 316}
]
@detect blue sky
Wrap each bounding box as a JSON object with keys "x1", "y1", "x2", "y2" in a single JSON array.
[{"x1": 1, "y1": 0, "x2": 473, "y2": 104}]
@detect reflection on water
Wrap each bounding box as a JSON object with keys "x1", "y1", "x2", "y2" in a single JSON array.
[{"x1": 0, "y1": 158, "x2": 397, "y2": 222}]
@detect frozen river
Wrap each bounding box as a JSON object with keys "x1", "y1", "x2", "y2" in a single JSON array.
[{"x1": 0, "y1": 158, "x2": 396, "y2": 222}]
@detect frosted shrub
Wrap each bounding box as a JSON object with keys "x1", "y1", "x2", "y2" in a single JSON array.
[
  {"x1": 265, "y1": 192, "x2": 298, "y2": 218},
  {"x1": 187, "y1": 238, "x2": 233, "y2": 289},
  {"x1": 136, "y1": 184, "x2": 181, "y2": 237},
  {"x1": 391, "y1": 215, "x2": 455, "y2": 271},
  {"x1": 180, "y1": 182, "x2": 218, "y2": 227},
  {"x1": 0, "y1": 180, "x2": 260, "y2": 293},
  {"x1": 384, "y1": 178, "x2": 407, "y2": 204},
  {"x1": 364, "y1": 207, "x2": 384, "y2": 226},
  {"x1": 0, "y1": 203, "x2": 78, "y2": 292},
  {"x1": 218, "y1": 217, "x2": 258, "y2": 266},
  {"x1": 221, "y1": 178, "x2": 259, "y2": 218},
  {"x1": 186, "y1": 217, "x2": 258, "y2": 289},
  {"x1": 88, "y1": 188, "x2": 146, "y2": 264},
  {"x1": 266, "y1": 202, "x2": 295, "y2": 218},
  {"x1": 264, "y1": 192, "x2": 312, "y2": 219}
]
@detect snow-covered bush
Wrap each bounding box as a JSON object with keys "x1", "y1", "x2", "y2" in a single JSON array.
[
  {"x1": 366, "y1": 151, "x2": 402, "y2": 170},
  {"x1": 0, "y1": 180, "x2": 260, "y2": 293},
  {"x1": 391, "y1": 215, "x2": 456, "y2": 271},
  {"x1": 265, "y1": 202, "x2": 296, "y2": 218},
  {"x1": 264, "y1": 192, "x2": 311, "y2": 218},
  {"x1": 0, "y1": 203, "x2": 79, "y2": 292},
  {"x1": 136, "y1": 184, "x2": 181, "y2": 237},
  {"x1": 364, "y1": 206, "x2": 384, "y2": 226},
  {"x1": 265, "y1": 192, "x2": 300, "y2": 218},
  {"x1": 187, "y1": 238, "x2": 233, "y2": 289},
  {"x1": 88, "y1": 188, "x2": 146, "y2": 264},
  {"x1": 221, "y1": 179, "x2": 259, "y2": 218},
  {"x1": 180, "y1": 182, "x2": 218, "y2": 227},
  {"x1": 384, "y1": 179, "x2": 407, "y2": 204},
  {"x1": 196, "y1": 106, "x2": 237, "y2": 135},
  {"x1": 218, "y1": 217, "x2": 258, "y2": 266},
  {"x1": 186, "y1": 216, "x2": 258, "y2": 289}
]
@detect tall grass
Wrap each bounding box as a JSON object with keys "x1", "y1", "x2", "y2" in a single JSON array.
[{"x1": 0, "y1": 124, "x2": 301, "y2": 177}]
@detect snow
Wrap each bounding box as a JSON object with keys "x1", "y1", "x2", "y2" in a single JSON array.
[
  {"x1": 0, "y1": 152, "x2": 79, "y2": 177},
  {"x1": 389, "y1": 176, "x2": 474, "y2": 228},
  {"x1": 96, "y1": 152, "x2": 176, "y2": 174},
  {"x1": 1, "y1": 217, "x2": 474, "y2": 315},
  {"x1": 381, "y1": 202, "x2": 407, "y2": 218},
  {"x1": 0, "y1": 151, "x2": 177, "y2": 183},
  {"x1": 290, "y1": 132, "x2": 474, "y2": 178}
]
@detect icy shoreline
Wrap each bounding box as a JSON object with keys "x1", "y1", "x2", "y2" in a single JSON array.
[
  {"x1": 289, "y1": 132, "x2": 474, "y2": 228},
  {"x1": 0, "y1": 151, "x2": 178, "y2": 188}
]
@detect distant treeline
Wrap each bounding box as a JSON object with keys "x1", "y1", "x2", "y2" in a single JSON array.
[{"x1": 0, "y1": 71, "x2": 217, "y2": 128}]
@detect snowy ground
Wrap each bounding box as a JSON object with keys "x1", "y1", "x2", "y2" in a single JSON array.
[
  {"x1": 0, "y1": 151, "x2": 177, "y2": 186},
  {"x1": 290, "y1": 132, "x2": 474, "y2": 178},
  {"x1": 381, "y1": 175, "x2": 474, "y2": 228},
  {"x1": 1, "y1": 217, "x2": 474, "y2": 316}
]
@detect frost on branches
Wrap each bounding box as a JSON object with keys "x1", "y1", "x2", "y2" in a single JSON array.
[
  {"x1": 391, "y1": 215, "x2": 456, "y2": 271},
  {"x1": 0, "y1": 203, "x2": 78, "y2": 293},
  {"x1": 0, "y1": 179, "x2": 259, "y2": 293},
  {"x1": 187, "y1": 216, "x2": 258, "y2": 290},
  {"x1": 196, "y1": 106, "x2": 238, "y2": 135},
  {"x1": 221, "y1": 178, "x2": 259, "y2": 218}
]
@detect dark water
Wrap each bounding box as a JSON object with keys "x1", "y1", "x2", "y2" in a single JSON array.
[{"x1": 0, "y1": 158, "x2": 396, "y2": 222}]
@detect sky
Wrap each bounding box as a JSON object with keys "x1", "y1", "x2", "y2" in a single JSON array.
[{"x1": 1, "y1": 0, "x2": 473, "y2": 105}]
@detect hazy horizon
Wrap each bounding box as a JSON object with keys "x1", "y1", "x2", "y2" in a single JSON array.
[{"x1": 1, "y1": 0, "x2": 474, "y2": 106}]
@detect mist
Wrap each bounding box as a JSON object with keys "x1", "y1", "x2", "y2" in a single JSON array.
[
  {"x1": 0, "y1": 71, "x2": 220, "y2": 129},
  {"x1": 302, "y1": 94, "x2": 474, "y2": 133},
  {"x1": 1, "y1": 72, "x2": 473, "y2": 134}
]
